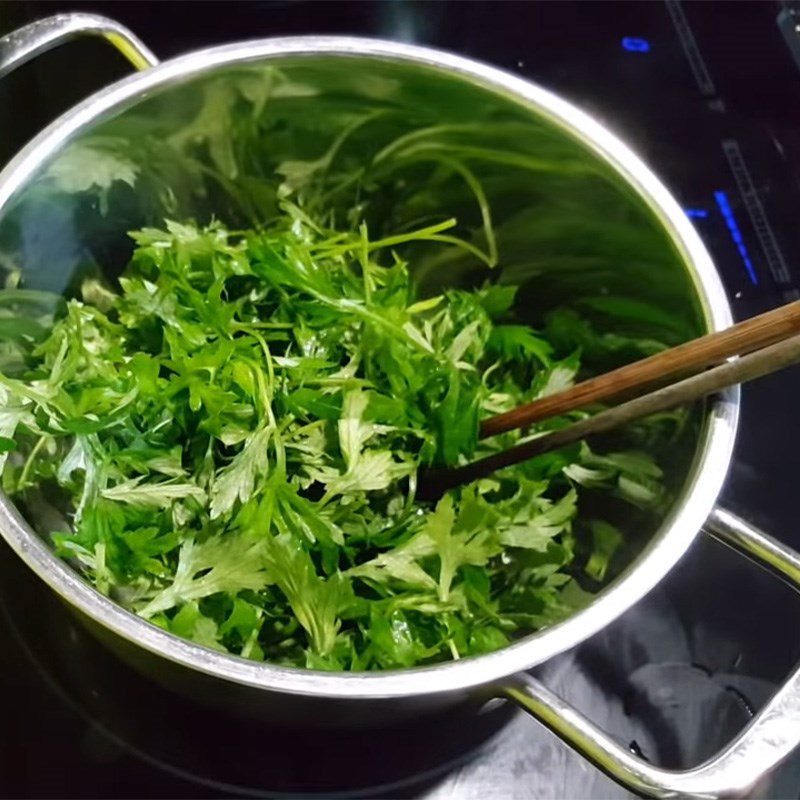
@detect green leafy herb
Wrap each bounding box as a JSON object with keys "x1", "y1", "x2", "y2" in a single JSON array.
[{"x1": 0, "y1": 206, "x2": 675, "y2": 670}]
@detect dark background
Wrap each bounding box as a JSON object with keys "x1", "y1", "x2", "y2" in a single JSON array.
[{"x1": 1, "y1": 2, "x2": 799, "y2": 797}]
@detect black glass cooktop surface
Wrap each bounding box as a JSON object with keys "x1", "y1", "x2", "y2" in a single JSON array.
[{"x1": 1, "y1": 1, "x2": 799, "y2": 797}]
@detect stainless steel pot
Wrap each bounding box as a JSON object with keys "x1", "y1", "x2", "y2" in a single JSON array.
[{"x1": 0, "y1": 14, "x2": 798, "y2": 798}]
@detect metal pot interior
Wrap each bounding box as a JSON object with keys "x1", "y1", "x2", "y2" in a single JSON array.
[{"x1": 0, "y1": 40, "x2": 736, "y2": 698}]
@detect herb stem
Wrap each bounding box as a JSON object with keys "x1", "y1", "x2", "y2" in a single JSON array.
[{"x1": 17, "y1": 434, "x2": 47, "y2": 491}]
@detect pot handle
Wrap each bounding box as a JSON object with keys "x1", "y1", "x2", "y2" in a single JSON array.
[
  {"x1": 0, "y1": 13, "x2": 158, "y2": 80},
  {"x1": 504, "y1": 506, "x2": 800, "y2": 799}
]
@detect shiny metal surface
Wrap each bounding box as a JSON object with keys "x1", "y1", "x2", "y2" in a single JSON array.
[
  {"x1": 706, "y1": 506, "x2": 800, "y2": 590},
  {"x1": 0, "y1": 13, "x2": 738, "y2": 701},
  {"x1": 0, "y1": 13, "x2": 158, "y2": 79},
  {"x1": 10, "y1": 10, "x2": 798, "y2": 797},
  {"x1": 0, "y1": 0, "x2": 740, "y2": 723},
  {"x1": 1, "y1": 13, "x2": 797, "y2": 799},
  {"x1": 506, "y1": 510, "x2": 800, "y2": 798},
  {"x1": 0, "y1": 16, "x2": 738, "y2": 703}
]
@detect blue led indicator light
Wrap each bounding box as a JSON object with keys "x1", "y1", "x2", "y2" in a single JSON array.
[
  {"x1": 621, "y1": 37, "x2": 651, "y2": 53},
  {"x1": 713, "y1": 190, "x2": 758, "y2": 285},
  {"x1": 684, "y1": 208, "x2": 708, "y2": 219}
]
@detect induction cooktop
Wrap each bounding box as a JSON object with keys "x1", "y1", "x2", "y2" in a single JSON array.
[{"x1": 0, "y1": 2, "x2": 799, "y2": 797}]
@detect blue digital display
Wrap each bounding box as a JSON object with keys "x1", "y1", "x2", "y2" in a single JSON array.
[
  {"x1": 714, "y1": 190, "x2": 758, "y2": 285},
  {"x1": 621, "y1": 37, "x2": 651, "y2": 53},
  {"x1": 684, "y1": 208, "x2": 708, "y2": 219}
]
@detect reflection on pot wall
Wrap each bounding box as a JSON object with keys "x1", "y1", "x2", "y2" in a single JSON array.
[{"x1": 0, "y1": 59, "x2": 702, "y2": 340}]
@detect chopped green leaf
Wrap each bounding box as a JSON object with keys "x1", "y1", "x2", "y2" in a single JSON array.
[{"x1": 0, "y1": 202, "x2": 678, "y2": 670}]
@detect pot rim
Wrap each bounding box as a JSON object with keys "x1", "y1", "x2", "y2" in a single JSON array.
[{"x1": 0, "y1": 35, "x2": 738, "y2": 700}]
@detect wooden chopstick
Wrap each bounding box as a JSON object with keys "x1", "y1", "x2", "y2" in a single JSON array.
[
  {"x1": 418, "y1": 329, "x2": 800, "y2": 501},
  {"x1": 479, "y1": 299, "x2": 800, "y2": 439}
]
